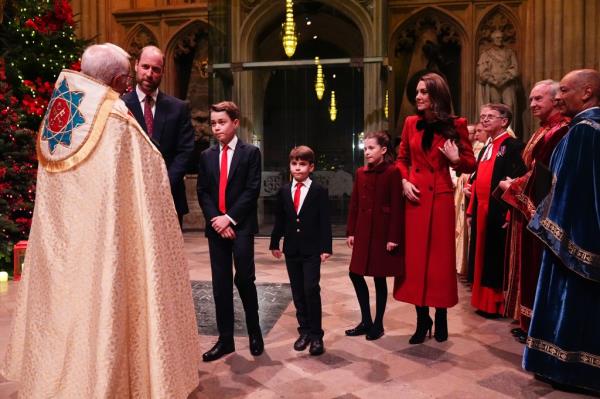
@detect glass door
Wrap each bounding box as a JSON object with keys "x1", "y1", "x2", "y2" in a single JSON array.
[{"x1": 209, "y1": 61, "x2": 366, "y2": 236}]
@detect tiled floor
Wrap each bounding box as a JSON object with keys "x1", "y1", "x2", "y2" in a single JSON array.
[{"x1": 0, "y1": 234, "x2": 595, "y2": 398}]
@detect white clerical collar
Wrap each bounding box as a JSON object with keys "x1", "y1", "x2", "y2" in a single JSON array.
[{"x1": 135, "y1": 86, "x2": 158, "y2": 104}]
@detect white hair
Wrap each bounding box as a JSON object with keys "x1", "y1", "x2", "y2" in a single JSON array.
[
  {"x1": 80, "y1": 43, "x2": 130, "y2": 85},
  {"x1": 533, "y1": 79, "x2": 559, "y2": 97}
]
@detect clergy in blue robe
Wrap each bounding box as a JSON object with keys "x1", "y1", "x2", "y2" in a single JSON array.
[{"x1": 523, "y1": 69, "x2": 600, "y2": 393}]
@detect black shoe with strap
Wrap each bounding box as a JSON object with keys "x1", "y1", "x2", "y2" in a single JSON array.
[
  {"x1": 345, "y1": 321, "x2": 371, "y2": 336},
  {"x1": 366, "y1": 325, "x2": 384, "y2": 341}
]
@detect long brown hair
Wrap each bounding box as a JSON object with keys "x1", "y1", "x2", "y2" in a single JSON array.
[
  {"x1": 417, "y1": 73, "x2": 459, "y2": 150},
  {"x1": 364, "y1": 131, "x2": 394, "y2": 163}
]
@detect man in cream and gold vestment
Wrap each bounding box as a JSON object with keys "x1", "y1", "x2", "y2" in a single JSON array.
[{"x1": 0, "y1": 44, "x2": 200, "y2": 398}]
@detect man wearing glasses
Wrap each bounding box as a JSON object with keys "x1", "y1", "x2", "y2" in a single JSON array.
[
  {"x1": 123, "y1": 45, "x2": 195, "y2": 227},
  {"x1": 467, "y1": 103, "x2": 526, "y2": 317}
]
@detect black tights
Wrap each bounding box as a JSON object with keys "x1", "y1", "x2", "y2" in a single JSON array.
[{"x1": 349, "y1": 272, "x2": 387, "y2": 328}]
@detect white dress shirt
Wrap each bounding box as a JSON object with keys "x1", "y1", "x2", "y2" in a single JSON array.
[
  {"x1": 219, "y1": 135, "x2": 238, "y2": 178},
  {"x1": 135, "y1": 86, "x2": 158, "y2": 116},
  {"x1": 291, "y1": 177, "x2": 312, "y2": 214}
]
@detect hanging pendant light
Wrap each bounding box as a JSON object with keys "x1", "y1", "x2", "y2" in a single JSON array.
[
  {"x1": 329, "y1": 90, "x2": 337, "y2": 121},
  {"x1": 281, "y1": 0, "x2": 297, "y2": 58},
  {"x1": 384, "y1": 89, "x2": 389, "y2": 119},
  {"x1": 315, "y1": 57, "x2": 325, "y2": 100}
]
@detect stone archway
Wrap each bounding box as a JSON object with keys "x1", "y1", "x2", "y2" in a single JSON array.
[
  {"x1": 125, "y1": 24, "x2": 158, "y2": 60},
  {"x1": 232, "y1": 0, "x2": 384, "y2": 136},
  {"x1": 163, "y1": 20, "x2": 211, "y2": 147},
  {"x1": 389, "y1": 7, "x2": 469, "y2": 135}
]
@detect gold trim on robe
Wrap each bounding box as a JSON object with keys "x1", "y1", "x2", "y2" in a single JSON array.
[{"x1": 526, "y1": 337, "x2": 600, "y2": 369}]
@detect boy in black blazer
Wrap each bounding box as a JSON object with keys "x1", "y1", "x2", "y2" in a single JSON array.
[
  {"x1": 270, "y1": 146, "x2": 332, "y2": 356},
  {"x1": 197, "y1": 101, "x2": 263, "y2": 362}
]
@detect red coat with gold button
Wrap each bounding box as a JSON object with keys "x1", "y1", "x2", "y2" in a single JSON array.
[
  {"x1": 393, "y1": 115, "x2": 476, "y2": 307},
  {"x1": 346, "y1": 161, "x2": 404, "y2": 277}
]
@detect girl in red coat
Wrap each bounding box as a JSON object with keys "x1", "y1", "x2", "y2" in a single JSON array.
[
  {"x1": 345, "y1": 131, "x2": 404, "y2": 340},
  {"x1": 394, "y1": 73, "x2": 476, "y2": 344}
]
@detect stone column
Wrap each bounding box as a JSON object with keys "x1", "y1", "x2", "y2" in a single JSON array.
[{"x1": 72, "y1": 0, "x2": 106, "y2": 42}]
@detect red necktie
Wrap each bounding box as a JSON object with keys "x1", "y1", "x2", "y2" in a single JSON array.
[
  {"x1": 293, "y1": 182, "x2": 303, "y2": 213},
  {"x1": 144, "y1": 96, "x2": 154, "y2": 137},
  {"x1": 219, "y1": 145, "x2": 228, "y2": 213}
]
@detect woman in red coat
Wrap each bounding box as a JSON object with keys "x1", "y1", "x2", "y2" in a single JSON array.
[
  {"x1": 394, "y1": 73, "x2": 476, "y2": 343},
  {"x1": 346, "y1": 131, "x2": 404, "y2": 340}
]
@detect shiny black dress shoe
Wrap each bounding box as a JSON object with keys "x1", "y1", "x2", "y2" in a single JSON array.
[
  {"x1": 249, "y1": 334, "x2": 264, "y2": 356},
  {"x1": 511, "y1": 327, "x2": 524, "y2": 336},
  {"x1": 293, "y1": 334, "x2": 311, "y2": 351},
  {"x1": 309, "y1": 338, "x2": 325, "y2": 356},
  {"x1": 202, "y1": 340, "x2": 235, "y2": 362},
  {"x1": 345, "y1": 322, "x2": 371, "y2": 336},
  {"x1": 514, "y1": 330, "x2": 527, "y2": 344},
  {"x1": 365, "y1": 326, "x2": 384, "y2": 341},
  {"x1": 475, "y1": 309, "x2": 500, "y2": 319}
]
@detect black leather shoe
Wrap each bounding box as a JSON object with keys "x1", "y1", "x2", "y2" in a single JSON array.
[
  {"x1": 511, "y1": 327, "x2": 525, "y2": 336},
  {"x1": 345, "y1": 322, "x2": 371, "y2": 336},
  {"x1": 309, "y1": 338, "x2": 325, "y2": 356},
  {"x1": 202, "y1": 340, "x2": 235, "y2": 362},
  {"x1": 293, "y1": 334, "x2": 311, "y2": 351},
  {"x1": 249, "y1": 334, "x2": 264, "y2": 356},
  {"x1": 366, "y1": 326, "x2": 384, "y2": 341}
]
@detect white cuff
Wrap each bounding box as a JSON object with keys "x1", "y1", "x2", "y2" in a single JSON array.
[{"x1": 225, "y1": 214, "x2": 237, "y2": 225}]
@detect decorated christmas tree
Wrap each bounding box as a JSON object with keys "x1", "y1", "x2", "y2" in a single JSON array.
[{"x1": 0, "y1": 0, "x2": 87, "y2": 271}]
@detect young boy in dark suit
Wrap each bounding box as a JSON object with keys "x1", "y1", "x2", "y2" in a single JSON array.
[
  {"x1": 270, "y1": 146, "x2": 332, "y2": 356},
  {"x1": 197, "y1": 101, "x2": 263, "y2": 362}
]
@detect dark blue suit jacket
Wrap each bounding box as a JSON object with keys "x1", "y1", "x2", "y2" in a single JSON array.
[
  {"x1": 122, "y1": 90, "x2": 194, "y2": 216},
  {"x1": 269, "y1": 181, "x2": 332, "y2": 256},
  {"x1": 197, "y1": 139, "x2": 261, "y2": 237}
]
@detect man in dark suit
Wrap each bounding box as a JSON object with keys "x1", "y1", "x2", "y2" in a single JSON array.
[
  {"x1": 197, "y1": 101, "x2": 263, "y2": 362},
  {"x1": 122, "y1": 45, "x2": 194, "y2": 227},
  {"x1": 270, "y1": 146, "x2": 332, "y2": 356}
]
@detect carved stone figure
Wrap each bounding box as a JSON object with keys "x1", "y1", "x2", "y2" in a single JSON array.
[{"x1": 477, "y1": 30, "x2": 519, "y2": 119}]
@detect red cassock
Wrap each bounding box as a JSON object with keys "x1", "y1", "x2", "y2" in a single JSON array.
[
  {"x1": 347, "y1": 162, "x2": 404, "y2": 277},
  {"x1": 501, "y1": 113, "x2": 569, "y2": 328},
  {"x1": 393, "y1": 116, "x2": 476, "y2": 307}
]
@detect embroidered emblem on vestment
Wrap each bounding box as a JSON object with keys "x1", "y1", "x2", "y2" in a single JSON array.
[{"x1": 41, "y1": 78, "x2": 85, "y2": 153}]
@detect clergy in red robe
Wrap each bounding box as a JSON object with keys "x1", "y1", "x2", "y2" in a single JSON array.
[
  {"x1": 499, "y1": 80, "x2": 569, "y2": 335},
  {"x1": 467, "y1": 103, "x2": 526, "y2": 316}
]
